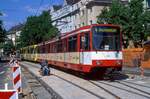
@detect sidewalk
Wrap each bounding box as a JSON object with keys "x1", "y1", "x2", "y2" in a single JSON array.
[{"x1": 122, "y1": 66, "x2": 150, "y2": 76}]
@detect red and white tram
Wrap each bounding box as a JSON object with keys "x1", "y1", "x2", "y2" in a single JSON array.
[{"x1": 21, "y1": 24, "x2": 122, "y2": 73}]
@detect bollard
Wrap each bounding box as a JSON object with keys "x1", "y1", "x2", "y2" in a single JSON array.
[
  {"x1": 5, "y1": 83, "x2": 8, "y2": 90},
  {"x1": 11, "y1": 60, "x2": 22, "y2": 94},
  {"x1": 12, "y1": 66, "x2": 22, "y2": 94}
]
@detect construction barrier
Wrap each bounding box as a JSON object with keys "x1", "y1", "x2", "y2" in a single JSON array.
[
  {"x1": 0, "y1": 90, "x2": 18, "y2": 99},
  {"x1": 123, "y1": 48, "x2": 143, "y2": 67},
  {"x1": 12, "y1": 62, "x2": 22, "y2": 93},
  {"x1": 123, "y1": 46, "x2": 150, "y2": 68},
  {"x1": 141, "y1": 41, "x2": 150, "y2": 68},
  {"x1": 0, "y1": 84, "x2": 18, "y2": 99}
]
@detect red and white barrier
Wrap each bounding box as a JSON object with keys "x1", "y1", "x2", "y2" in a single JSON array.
[
  {"x1": 12, "y1": 66, "x2": 22, "y2": 93},
  {"x1": 0, "y1": 90, "x2": 18, "y2": 99},
  {"x1": 0, "y1": 83, "x2": 18, "y2": 99}
]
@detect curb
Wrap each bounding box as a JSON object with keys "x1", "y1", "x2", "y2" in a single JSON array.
[{"x1": 122, "y1": 68, "x2": 150, "y2": 76}]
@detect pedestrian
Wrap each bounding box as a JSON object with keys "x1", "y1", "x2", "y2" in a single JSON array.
[
  {"x1": 40, "y1": 60, "x2": 50, "y2": 76},
  {"x1": 132, "y1": 53, "x2": 144, "y2": 79},
  {"x1": 138, "y1": 53, "x2": 144, "y2": 78}
]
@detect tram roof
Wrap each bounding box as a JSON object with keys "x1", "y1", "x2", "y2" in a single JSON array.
[{"x1": 39, "y1": 24, "x2": 120, "y2": 45}]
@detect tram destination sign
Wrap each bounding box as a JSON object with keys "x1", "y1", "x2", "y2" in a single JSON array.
[{"x1": 94, "y1": 27, "x2": 117, "y2": 33}]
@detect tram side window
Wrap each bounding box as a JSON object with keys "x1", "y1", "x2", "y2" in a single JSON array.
[
  {"x1": 39, "y1": 46, "x2": 42, "y2": 53},
  {"x1": 51, "y1": 44, "x2": 54, "y2": 53},
  {"x1": 34, "y1": 47, "x2": 37, "y2": 54},
  {"x1": 63, "y1": 39, "x2": 67, "y2": 52},
  {"x1": 28, "y1": 47, "x2": 30, "y2": 53},
  {"x1": 50, "y1": 44, "x2": 52, "y2": 53},
  {"x1": 80, "y1": 33, "x2": 90, "y2": 50},
  {"x1": 37, "y1": 46, "x2": 40, "y2": 53},
  {"x1": 39, "y1": 45, "x2": 45, "y2": 53},
  {"x1": 49, "y1": 44, "x2": 51, "y2": 53},
  {"x1": 30, "y1": 47, "x2": 34, "y2": 54},
  {"x1": 68, "y1": 35, "x2": 77, "y2": 52},
  {"x1": 54, "y1": 44, "x2": 56, "y2": 53},
  {"x1": 45, "y1": 44, "x2": 49, "y2": 53},
  {"x1": 51, "y1": 44, "x2": 55, "y2": 53},
  {"x1": 43, "y1": 45, "x2": 46, "y2": 53},
  {"x1": 57, "y1": 41, "x2": 63, "y2": 52}
]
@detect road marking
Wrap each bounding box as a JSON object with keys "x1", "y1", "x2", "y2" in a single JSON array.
[
  {"x1": 136, "y1": 81, "x2": 146, "y2": 84},
  {"x1": 0, "y1": 71, "x2": 5, "y2": 75}
]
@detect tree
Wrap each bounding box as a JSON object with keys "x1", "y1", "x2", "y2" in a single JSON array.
[
  {"x1": 97, "y1": 0, "x2": 150, "y2": 48},
  {"x1": 20, "y1": 11, "x2": 58, "y2": 47},
  {"x1": 97, "y1": 0, "x2": 130, "y2": 48},
  {"x1": 97, "y1": 0, "x2": 129, "y2": 25},
  {"x1": 3, "y1": 40, "x2": 14, "y2": 55},
  {"x1": 0, "y1": 12, "x2": 6, "y2": 43},
  {"x1": 142, "y1": 11, "x2": 150, "y2": 39},
  {"x1": 128, "y1": 0, "x2": 144, "y2": 44}
]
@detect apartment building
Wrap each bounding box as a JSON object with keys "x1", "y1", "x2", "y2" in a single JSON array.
[
  {"x1": 51, "y1": 0, "x2": 128, "y2": 33},
  {"x1": 143, "y1": 0, "x2": 150, "y2": 9},
  {"x1": 7, "y1": 24, "x2": 24, "y2": 45}
]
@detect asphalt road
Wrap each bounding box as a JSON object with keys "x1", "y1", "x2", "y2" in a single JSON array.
[{"x1": 0, "y1": 62, "x2": 13, "y2": 90}]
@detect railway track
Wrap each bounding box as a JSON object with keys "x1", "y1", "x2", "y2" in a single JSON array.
[{"x1": 20, "y1": 61, "x2": 150, "y2": 99}]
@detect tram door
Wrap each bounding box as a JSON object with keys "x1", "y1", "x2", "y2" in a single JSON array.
[
  {"x1": 64, "y1": 39, "x2": 67, "y2": 64},
  {"x1": 34, "y1": 46, "x2": 38, "y2": 61},
  {"x1": 80, "y1": 32, "x2": 90, "y2": 64}
]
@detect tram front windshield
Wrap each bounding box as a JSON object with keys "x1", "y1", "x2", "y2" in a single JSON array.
[{"x1": 92, "y1": 26, "x2": 121, "y2": 51}]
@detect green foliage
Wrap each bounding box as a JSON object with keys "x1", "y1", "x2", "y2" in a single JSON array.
[
  {"x1": 20, "y1": 11, "x2": 58, "y2": 47},
  {"x1": 0, "y1": 28, "x2": 6, "y2": 43},
  {"x1": 3, "y1": 40, "x2": 14, "y2": 54},
  {"x1": 97, "y1": 0, "x2": 128, "y2": 25},
  {"x1": 97, "y1": 0, "x2": 150, "y2": 47},
  {"x1": 0, "y1": 13, "x2": 6, "y2": 43}
]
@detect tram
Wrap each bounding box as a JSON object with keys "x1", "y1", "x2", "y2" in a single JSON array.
[{"x1": 20, "y1": 24, "x2": 122, "y2": 73}]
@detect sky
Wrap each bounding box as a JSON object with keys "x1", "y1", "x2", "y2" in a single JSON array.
[{"x1": 0, "y1": 0, "x2": 64, "y2": 30}]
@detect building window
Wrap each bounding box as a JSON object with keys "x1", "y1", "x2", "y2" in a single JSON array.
[
  {"x1": 89, "y1": 7, "x2": 92, "y2": 13},
  {"x1": 76, "y1": 4, "x2": 79, "y2": 8},
  {"x1": 78, "y1": 24, "x2": 81, "y2": 27},
  {"x1": 75, "y1": 14, "x2": 77, "y2": 18},
  {"x1": 75, "y1": 26, "x2": 77, "y2": 29},
  {"x1": 80, "y1": 2, "x2": 83, "y2": 6},
  {"x1": 81, "y1": 10, "x2": 84, "y2": 16},
  {"x1": 70, "y1": 26, "x2": 72, "y2": 30},
  {"x1": 90, "y1": 20, "x2": 92, "y2": 25},
  {"x1": 82, "y1": 22, "x2": 84, "y2": 26},
  {"x1": 147, "y1": 0, "x2": 150, "y2": 8}
]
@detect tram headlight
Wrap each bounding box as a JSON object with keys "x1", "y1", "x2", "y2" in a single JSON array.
[
  {"x1": 116, "y1": 60, "x2": 122, "y2": 65},
  {"x1": 96, "y1": 61, "x2": 101, "y2": 65}
]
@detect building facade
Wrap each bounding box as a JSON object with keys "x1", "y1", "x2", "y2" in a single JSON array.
[
  {"x1": 7, "y1": 24, "x2": 23, "y2": 45},
  {"x1": 143, "y1": 0, "x2": 150, "y2": 9},
  {"x1": 51, "y1": 0, "x2": 128, "y2": 33}
]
